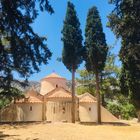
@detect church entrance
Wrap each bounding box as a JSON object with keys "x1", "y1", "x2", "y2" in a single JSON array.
[{"x1": 46, "y1": 101, "x2": 72, "y2": 122}]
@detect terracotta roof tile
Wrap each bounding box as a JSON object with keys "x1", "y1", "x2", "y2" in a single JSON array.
[
  {"x1": 45, "y1": 87, "x2": 72, "y2": 99},
  {"x1": 16, "y1": 89, "x2": 43, "y2": 103},
  {"x1": 79, "y1": 92, "x2": 96, "y2": 103},
  {"x1": 43, "y1": 72, "x2": 65, "y2": 79}
]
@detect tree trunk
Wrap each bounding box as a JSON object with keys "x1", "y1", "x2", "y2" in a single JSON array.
[
  {"x1": 95, "y1": 70, "x2": 101, "y2": 124},
  {"x1": 71, "y1": 68, "x2": 75, "y2": 123},
  {"x1": 100, "y1": 73, "x2": 106, "y2": 107},
  {"x1": 137, "y1": 110, "x2": 140, "y2": 122},
  {"x1": 102, "y1": 94, "x2": 106, "y2": 107}
]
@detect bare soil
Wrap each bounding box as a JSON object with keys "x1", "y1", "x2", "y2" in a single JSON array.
[{"x1": 0, "y1": 120, "x2": 140, "y2": 140}]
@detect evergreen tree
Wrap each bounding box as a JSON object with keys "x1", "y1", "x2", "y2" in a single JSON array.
[
  {"x1": 76, "y1": 70, "x2": 96, "y2": 95},
  {"x1": 61, "y1": 1, "x2": 83, "y2": 123},
  {"x1": 84, "y1": 6, "x2": 108, "y2": 124},
  {"x1": 108, "y1": 0, "x2": 140, "y2": 121},
  {"x1": 77, "y1": 47, "x2": 120, "y2": 105},
  {"x1": 0, "y1": 0, "x2": 53, "y2": 98},
  {"x1": 100, "y1": 46, "x2": 120, "y2": 106}
]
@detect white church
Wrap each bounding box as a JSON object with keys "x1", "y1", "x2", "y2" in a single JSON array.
[{"x1": 0, "y1": 73, "x2": 118, "y2": 123}]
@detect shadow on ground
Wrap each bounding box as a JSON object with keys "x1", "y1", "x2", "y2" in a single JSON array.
[
  {"x1": 80, "y1": 122, "x2": 130, "y2": 126},
  {"x1": 0, "y1": 122, "x2": 41, "y2": 129},
  {"x1": 0, "y1": 131, "x2": 19, "y2": 140}
]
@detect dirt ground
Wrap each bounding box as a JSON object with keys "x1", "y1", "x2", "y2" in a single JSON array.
[{"x1": 0, "y1": 120, "x2": 140, "y2": 140}]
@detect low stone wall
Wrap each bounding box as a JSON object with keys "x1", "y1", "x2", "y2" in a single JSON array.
[
  {"x1": 0, "y1": 103, "x2": 43, "y2": 122},
  {"x1": 0, "y1": 104, "x2": 18, "y2": 122}
]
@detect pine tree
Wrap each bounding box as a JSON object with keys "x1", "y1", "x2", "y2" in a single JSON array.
[
  {"x1": 0, "y1": 0, "x2": 53, "y2": 98},
  {"x1": 76, "y1": 70, "x2": 96, "y2": 95},
  {"x1": 100, "y1": 46, "x2": 120, "y2": 106},
  {"x1": 108, "y1": 0, "x2": 140, "y2": 121},
  {"x1": 61, "y1": 1, "x2": 83, "y2": 123},
  {"x1": 84, "y1": 6, "x2": 108, "y2": 124}
]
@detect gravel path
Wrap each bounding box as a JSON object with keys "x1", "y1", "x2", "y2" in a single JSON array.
[{"x1": 0, "y1": 121, "x2": 140, "y2": 140}]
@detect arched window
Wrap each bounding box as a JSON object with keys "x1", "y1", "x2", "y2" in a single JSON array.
[
  {"x1": 62, "y1": 107, "x2": 65, "y2": 114},
  {"x1": 53, "y1": 107, "x2": 55, "y2": 114},
  {"x1": 29, "y1": 106, "x2": 32, "y2": 111},
  {"x1": 89, "y1": 107, "x2": 91, "y2": 111},
  {"x1": 56, "y1": 84, "x2": 58, "y2": 88}
]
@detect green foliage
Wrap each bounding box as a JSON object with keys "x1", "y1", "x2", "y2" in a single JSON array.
[
  {"x1": 0, "y1": 0, "x2": 53, "y2": 78},
  {"x1": 119, "y1": 67, "x2": 129, "y2": 96},
  {"x1": 76, "y1": 48, "x2": 137, "y2": 120},
  {"x1": 0, "y1": 98, "x2": 10, "y2": 109},
  {"x1": 76, "y1": 85, "x2": 95, "y2": 96},
  {"x1": 100, "y1": 46, "x2": 121, "y2": 100},
  {"x1": 121, "y1": 103, "x2": 136, "y2": 120},
  {"x1": 108, "y1": 0, "x2": 140, "y2": 108},
  {"x1": 0, "y1": 0, "x2": 53, "y2": 98},
  {"x1": 84, "y1": 6, "x2": 108, "y2": 123},
  {"x1": 77, "y1": 68, "x2": 137, "y2": 120},
  {"x1": 107, "y1": 100, "x2": 136, "y2": 120},
  {"x1": 0, "y1": 86, "x2": 24, "y2": 109},
  {"x1": 76, "y1": 71, "x2": 120, "y2": 101},
  {"x1": 107, "y1": 102, "x2": 121, "y2": 117},
  {"x1": 61, "y1": 1, "x2": 83, "y2": 71},
  {"x1": 84, "y1": 6, "x2": 108, "y2": 73},
  {"x1": 101, "y1": 77, "x2": 120, "y2": 97},
  {"x1": 76, "y1": 70, "x2": 96, "y2": 95},
  {"x1": 77, "y1": 47, "x2": 121, "y2": 100},
  {"x1": 61, "y1": 1, "x2": 83, "y2": 123},
  {"x1": 0, "y1": 87, "x2": 24, "y2": 101},
  {"x1": 102, "y1": 46, "x2": 120, "y2": 77}
]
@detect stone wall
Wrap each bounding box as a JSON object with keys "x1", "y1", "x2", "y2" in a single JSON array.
[
  {"x1": 0, "y1": 103, "x2": 43, "y2": 122},
  {"x1": 79, "y1": 102, "x2": 118, "y2": 122}
]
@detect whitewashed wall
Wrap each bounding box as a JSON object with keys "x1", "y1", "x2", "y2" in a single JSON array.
[
  {"x1": 17, "y1": 103, "x2": 43, "y2": 121},
  {"x1": 79, "y1": 102, "x2": 118, "y2": 122},
  {"x1": 40, "y1": 78, "x2": 67, "y2": 95},
  {"x1": 79, "y1": 103, "x2": 97, "y2": 122}
]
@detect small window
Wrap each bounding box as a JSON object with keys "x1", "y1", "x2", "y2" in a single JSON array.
[
  {"x1": 56, "y1": 84, "x2": 58, "y2": 88},
  {"x1": 62, "y1": 107, "x2": 65, "y2": 114},
  {"x1": 25, "y1": 98, "x2": 28, "y2": 102},
  {"x1": 53, "y1": 107, "x2": 55, "y2": 114},
  {"x1": 89, "y1": 107, "x2": 91, "y2": 111},
  {"x1": 29, "y1": 106, "x2": 32, "y2": 111}
]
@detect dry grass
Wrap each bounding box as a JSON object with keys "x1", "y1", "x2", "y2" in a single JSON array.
[{"x1": 0, "y1": 120, "x2": 140, "y2": 140}]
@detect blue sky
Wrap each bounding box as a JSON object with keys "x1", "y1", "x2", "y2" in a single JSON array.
[{"x1": 15, "y1": 0, "x2": 121, "y2": 81}]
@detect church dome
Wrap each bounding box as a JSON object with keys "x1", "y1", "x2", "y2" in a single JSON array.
[
  {"x1": 43, "y1": 72, "x2": 66, "y2": 80},
  {"x1": 40, "y1": 72, "x2": 67, "y2": 95}
]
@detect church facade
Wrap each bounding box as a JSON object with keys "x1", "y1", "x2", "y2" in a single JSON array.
[{"x1": 0, "y1": 73, "x2": 118, "y2": 123}]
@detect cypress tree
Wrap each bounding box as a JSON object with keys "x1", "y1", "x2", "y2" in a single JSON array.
[
  {"x1": 108, "y1": 0, "x2": 140, "y2": 121},
  {"x1": 84, "y1": 6, "x2": 108, "y2": 124},
  {"x1": 61, "y1": 1, "x2": 83, "y2": 123}
]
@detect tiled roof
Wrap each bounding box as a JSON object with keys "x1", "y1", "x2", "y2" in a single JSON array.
[
  {"x1": 43, "y1": 72, "x2": 66, "y2": 80},
  {"x1": 44, "y1": 87, "x2": 72, "y2": 99},
  {"x1": 16, "y1": 89, "x2": 43, "y2": 103},
  {"x1": 79, "y1": 92, "x2": 96, "y2": 103}
]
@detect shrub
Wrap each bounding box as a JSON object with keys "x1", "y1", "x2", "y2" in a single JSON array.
[
  {"x1": 107, "y1": 101, "x2": 136, "y2": 120},
  {"x1": 107, "y1": 102, "x2": 121, "y2": 118}
]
